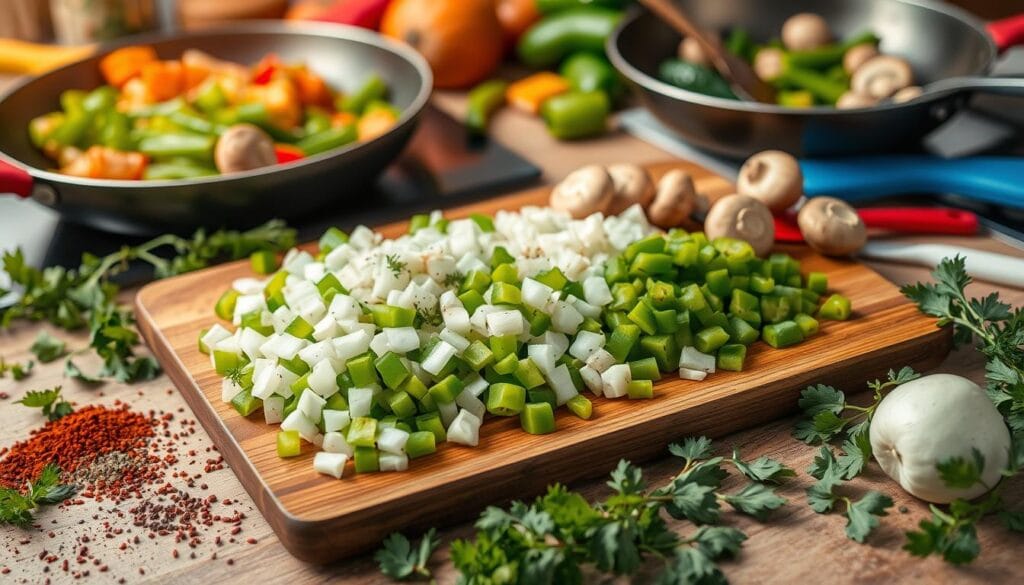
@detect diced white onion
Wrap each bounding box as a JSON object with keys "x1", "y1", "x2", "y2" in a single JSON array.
[
  {"x1": 307, "y1": 360, "x2": 339, "y2": 398},
  {"x1": 322, "y1": 432, "x2": 354, "y2": 456},
  {"x1": 377, "y1": 427, "x2": 410, "y2": 454},
  {"x1": 680, "y1": 347, "x2": 716, "y2": 373},
  {"x1": 569, "y1": 330, "x2": 605, "y2": 361},
  {"x1": 601, "y1": 363, "x2": 631, "y2": 399},
  {"x1": 585, "y1": 348, "x2": 616, "y2": 373},
  {"x1": 446, "y1": 410, "x2": 481, "y2": 446},
  {"x1": 547, "y1": 364, "x2": 578, "y2": 405},
  {"x1": 322, "y1": 409, "x2": 351, "y2": 433},
  {"x1": 281, "y1": 410, "x2": 319, "y2": 443},
  {"x1": 313, "y1": 452, "x2": 348, "y2": 479},
  {"x1": 679, "y1": 367, "x2": 709, "y2": 381},
  {"x1": 486, "y1": 310, "x2": 525, "y2": 336},
  {"x1": 421, "y1": 341, "x2": 457, "y2": 376},
  {"x1": 347, "y1": 387, "x2": 376, "y2": 418},
  {"x1": 263, "y1": 396, "x2": 285, "y2": 425},
  {"x1": 297, "y1": 390, "x2": 326, "y2": 421},
  {"x1": 379, "y1": 452, "x2": 409, "y2": 472},
  {"x1": 385, "y1": 327, "x2": 421, "y2": 354}
]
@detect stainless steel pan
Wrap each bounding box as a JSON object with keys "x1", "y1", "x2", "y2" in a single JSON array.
[
  {"x1": 608, "y1": 0, "x2": 1024, "y2": 158},
  {"x1": 0, "y1": 22, "x2": 432, "y2": 234}
]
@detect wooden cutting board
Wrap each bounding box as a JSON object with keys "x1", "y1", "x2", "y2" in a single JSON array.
[{"x1": 135, "y1": 161, "x2": 951, "y2": 564}]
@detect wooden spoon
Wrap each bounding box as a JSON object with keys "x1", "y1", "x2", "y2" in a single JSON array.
[{"x1": 638, "y1": 0, "x2": 775, "y2": 103}]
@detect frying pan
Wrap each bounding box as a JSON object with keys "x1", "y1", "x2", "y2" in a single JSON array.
[
  {"x1": 608, "y1": 0, "x2": 1024, "y2": 158},
  {"x1": 0, "y1": 22, "x2": 432, "y2": 235}
]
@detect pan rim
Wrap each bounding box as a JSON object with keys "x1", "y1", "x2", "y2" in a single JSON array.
[
  {"x1": 607, "y1": 0, "x2": 997, "y2": 116},
  {"x1": 0, "y1": 21, "x2": 433, "y2": 188}
]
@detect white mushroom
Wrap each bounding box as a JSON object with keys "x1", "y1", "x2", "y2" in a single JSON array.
[
  {"x1": 891, "y1": 85, "x2": 924, "y2": 103},
  {"x1": 703, "y1": 194, "x2": 775, "y2": 257},
  {"x1": 214, "y1": 124, "x2": 277, "y2": 174},
  {"x1": 843, "y1": 43, "x2": 879, "y2": 75},
  {"x1": 781, "y1": 13, "x2": 832, "y2": 51},
  {"x1": 796, "y1": 196, "x2": 866, "y2": 256},
  {"x1": 753, "y1": 48, "x2": 785, "y2": 83},
  {"x1": 850, "y1": 55, "x2": 914, "y2": 99},
  {"x1": 836, "y1": 90, "x2": 879, "y2": 109},
  {"x1": 645, "y1": 169, "x2": 700, "y2": 228},
  {"x1": 678, "y1": 37, "x2": 710, "y2": 67},
  {"x1": 736, "y1": 150, "x2": 803, "y2": 212},
  {"x1": 607, "y1": 164, "x2": 656, "y2": 215},
  {"x1": 549, "y1": 165, "x2": 614, "y2": 219}
]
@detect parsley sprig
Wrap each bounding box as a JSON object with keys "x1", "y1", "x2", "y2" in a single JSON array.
[
  {"x1": 15, "y1": 385, "x2": 73, "y2": 421},
  {"x1": 376, "y1": 437, "x2": 793, "y2": 583},
  {"x1": 1, "y1": 220, "x2": 295, "y2": 383},
  {"x1": 805, "y1": 446, "x2": 893, "y2": 543},
  {"x1": 0, "y1": 464, "x2": 77, "y2": 528},
  {"x1": 0, "y1": 356, "x2": 34, "y2": 380}
]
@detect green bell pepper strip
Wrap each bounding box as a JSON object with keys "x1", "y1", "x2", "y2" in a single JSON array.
[
  {"x1": 340, "y1": 74, "x2": 388, "y2": 114},
  {"x1": 818, "y1": 294, "x2": 852, "y2": 320},
  {"x1": 517, "y1": 7, "x2": 624, "y2": 68},
  {"x1": 559, "y1": 52, "x2": 623, "y2": 98},
  {"x1": 138, "y1": 133, "x2": 215, "y2": 159},
  {"x1": 785, "y1": 31, "x2": 880, "y2": 70},
  {"x1": 776, "y1": 66, "x2": 847, "y2": 105},
  {"x1": 276, "y1": 430, "x2": 301, "y2": 458},
  {"x1": 540, "y1": 91, "x2": 609, "y2": 140},
  {"x1": 466, "y1": 79, "x2": 508, "y2": 135},
  {"x1": 520, "y1": 402, "x2": 556, "y2": 435},
  {"x1": 487, "y1": 383, "x2": 527, "y2": 416},
  {"x1": 405, "y1": 431, "x2": 437, "y2": 459},
  {"x1": 296, "y1": 124, "x2": 358, "y2": 156},
  {"x1": 658, "y1": 59, "x2": 738, "y2": 100}
]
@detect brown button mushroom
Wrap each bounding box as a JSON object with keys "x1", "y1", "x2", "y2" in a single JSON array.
[
  {"x1": 703, "y1": 194, "x2": 775, "y2": 257},
  {"x1": 797, "y1": 196, "x2": 867, "y2": 256},
  {"x1": 836, "y1": 90, "x2": 879, "y2": 109},
  {"x1": 781, "y1": 13, "x2": 831, "y2": 51},
  {"x1": 843, "y1": 43, "x2": 879, "y2": 75},
  {"x1": 646, "y1": 169, "x2": 700, "y2": 228},
  {"x1": 550, "y1": 165, "x2": 614, "y2": 219},
  {"x1": 607, "y1": 164, "x2": 656, "y2": 215},
  {"x1": 736, "y1": 150, "x2": 803, "y2": 212},
  {"x1": 850, "y1": 55, "x2": 914, "y2": 99},
  {"x1": 678, "y1": 37, "x2": 710, "y2": 67},
  {"x1": 753, "y1": 48, "x2": 785, "y2": 83},
  {"x1": 214, "y1": 124, "x2": 277, "y2": 174},
  {"x1": 892, "y1": 85, "x2": 924, "y2": 103}
]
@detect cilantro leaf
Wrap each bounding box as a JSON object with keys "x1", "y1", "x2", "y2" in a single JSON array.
[
  {"x1": 662, "y1": 482, "x2": 720, "y2": 525},
  {"x1": 806, "y1": 479, "x2": 841, "y2": 514},
  {"x1": 729, "y1": 447, "x2": 795, "y2": 484},
  {"x1": 657, "y1": 547, "x2": 727, "y2": 585},
  {"x1": 669, "y1": 436, "x2": 714, "y2": 461},
  {"x1": 64, "y1": 359, "x2": 104, "y2": 383},
  {"x1": 723, "y1": 483, "x2": 787, "y2": 521},
  {"x1": 29, "y1": 331, "x2": 66, "y2": 363},
  {"x1": 15, "y1": 388, "x2": 61, "y2": 408},
  {"x1": 836, "y1": 435, "x2": 870, "y2": 480},
  {"x1": 998, "y1": 509, "x2": 1024, "y2": 532},
  {"x1": 798, "y1": 384, "x2": 846, "y2": 417},
  {"x1": 844, "y1": 491, "x2": 892, "y2": 543},
  {"x1": 0, "y1": 464, "x2": 76, "y2": 527},
  {"x1": 374, "y1": 528, "x2": 438, "y2": 580},
  {"x1": 936, "y1": 449, "x2": 985, "y2": 490},
  {"x1": 607, "y1": 460, "x2": 646, "y2": 495},
  {"x1": 590, "y1": 521, "x2": 641, "y2": 574},
  {"x1": 691, "y1": 526, "x2": 746, "y2": 559}
]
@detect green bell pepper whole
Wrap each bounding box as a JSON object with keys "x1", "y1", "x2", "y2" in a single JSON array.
[
  {"x1": 535, "y1": 0, "x2": 630, "y2": 13},
  {"x1": 465, "y1": 79, "x2": 508, "y2": 135},
  {"x1": 658, "y1": 59, "x2": 738, "y2": 100},
  {"x1": 142, "y1": 158, "x2": 218, "y2": 180},
  {"x1": 296, "y1": 124, "x2": 358, "y2": 156},
  {"x1": 340, "y1": 74, "x2": 388, "y2": 114},
  {"x1": 540, "y1": 91, "x2": 610, "y2": 140},
  {"x1": 517, "y1": 7, "x2": 624, "y2": 69},
  {"x1": 138, "y1": 133, "x2": 216, "y2": 160},
  {"x1": 559, "y1": 52, "x2": 623, "y2": 99}
]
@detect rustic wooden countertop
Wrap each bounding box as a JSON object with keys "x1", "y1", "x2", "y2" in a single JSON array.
[{"x1": 1, "y1": 88, "x2": 1022, "y2": 584}]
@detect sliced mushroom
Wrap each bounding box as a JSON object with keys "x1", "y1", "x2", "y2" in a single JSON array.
[
  {"x1": 214, "y1": 124, "x2": 276, "y2": 174},
  {"x1": 678, "y1": 37, "x2": 710, "y2": 67},
  {"x1": 736, "y1": 150, "x2": 803, "y2": 212},
  {"x1": 850, "y1": 55, "x2": 914, "y2": 99},
  {"x1": 781, "y1": 13, "x2": 831, "y2": 51},
  {"x1": 836, "y1": 90, "x2": 879, "y2": 109},
  {"x1": 646, "y1": 169, "x2": 700, "y2": 228},
  {"x1": 797, "y1": 196, "x2": 867, "y2": 256},
  {"x1": 550, "y1": 165, "x2": 614, "y2": 219},
  {"x1": 703, "y1": 194, "x2": 775, "y2": 257},
  {"x1": 843, "y1": 43, "x2": 879, "y2": 75},
  {"x1": 753, "y1": 48, "x2": 785, "y2": 83},
  {"x1": 892, "y1": 85, "x2": 924, "y2": 103},
  {"x1": 607, "y1": 164, "x2": 656, "y2": 215}
]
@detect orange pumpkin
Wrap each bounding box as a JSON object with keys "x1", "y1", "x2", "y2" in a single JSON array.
[
  {"x1": 497, "y1": 0, "x2": 540, "y2": 43},
  {"x1": 381, "y1": 0, "x2": 505, "y2": 89}
]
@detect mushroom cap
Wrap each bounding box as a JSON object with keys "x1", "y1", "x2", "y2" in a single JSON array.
[
  {"x1": 550, "y1": 165, "x2": 615, "y2": 219},
  {"x1": 850, "y1": 55, "x2": 914, "y2": 99},
  {"x1": 736, "y1": 150, "x2": 803, "y2": 212},
  {"x1": 607, "y1": 163, "x2": 656, "y2": 215},
  {"x1": 835, "y1": 90, "x2": 879, "y2": 110},
  {"x1": 891, "y1": 85, "x2": 923, "y2": 103},
  {"x1": 753, "y1": 48, "x2": 785, "y2": 83},
  {"x1": 678, "y1": 37, "x2": 710, "y2": 67},
  {"x1": 781, "y1": 13, "x2": 831, "y2": 51},
  {"x1": 703, "y1": 194, "x2": 775, "y2": 257},
  {"x1": 214, "y1": 124, "x2": 277, "y2": 174},
  {"x1": 843, "y1": 43, "x2": 879, "y2": 75},
  {"x1": 646, "y1": 169, "x2": 697, "y2": 229},
  {"x1": 797, "y1": 196, "x2": 867, "y2": 256}
]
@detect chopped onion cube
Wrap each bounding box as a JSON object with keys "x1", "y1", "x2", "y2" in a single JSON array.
[
  {"x1": 322, "y1": 409, "x2": 351, "y2": 433},
  {"x1": 281, "y1": 410, "x2": 319, "y2": 443},
  {"x1": 347, "y1": 387, "x2": 376, "y2": 418},
  {"x1": 379, "y1": 452, "x2": 409, "y2": 472},
  {"x1": 551, "y1": 301, "x2": 584, "y2": 334},
  {"x1": 583, "y1": 276, "x2": 613, "y2": 306},
  {"x1": 322, "y1": 431, "x2": 355, "y2": 456},
  {"x1": 202, "y1": 325, "x2": 233, "y2": 352},
  {"x1": 297, "y1": 389, "x2": 326, "y2": 420},
  {"x1": 263, "y1": 396, "x2": 285, "y2": 425},
  {"x1": 439, "y1": 328, "x2": 470, "y2": 353},
  {"x1": 679, "y1": 367, "x2": 709, "y2": 381},
  {"x1": 313, "y1": 452, "x2": 348, "y2": 479},
  {"x1": 455, "y1": 388, "x2": 487, "y2": 419},
  {"x1": 547, "y1": 364, "x2": 579, "y2": 405},
  {"x1": 580, "y1": 365, "x2": 604, "y2": 397},
  {"x1": 421, "y1": 341, "x2": 457, "y2": 376},
  {"x1": 486, "y1": 310, "x2": 525, "y2": 336},
  {"x1": 585, "y1": 348, "x2": 616, "y2": 373},
  {"x1": 680, "y1": 347, "x2": 716, "y2": 373},
  {"x1": 601, "y1": 364, "x2": 632, "y2": 399},
  {"x1": 307, "y1": 359, "x2": 339, "y2": 398},
  {"x1": 569, "y1": 330, "x2": 605, "y2": 361},
  {"x1": 447, "y1": 410, "x2": 481, "y2": 447},
  {"x1": 527, "y1": 344, "x2": 558, "y2": 376},
  {"x1": 521, "y1": 278, "x2": 555, "y2": 310},
  {"x1": 385, "y1": 327, "x2": 421, "y2": 354},
  {"x1": 377, "y1": 427, "x2": 410, "y2": 454}
]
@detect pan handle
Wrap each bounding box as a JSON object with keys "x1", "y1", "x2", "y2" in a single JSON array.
[
  {"x1": 988, "y1": 15, "x2": 1024, "y2": 53},
  {"x1": 0, "y1": 160, "x2": 33, "y2": 198},
  {"x1": 922, "y1": 76, "x2": 1024, "y2": 100}
]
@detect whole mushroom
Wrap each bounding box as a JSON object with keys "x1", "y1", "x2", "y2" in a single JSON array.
[
  {"x1": 781, "y1": 13, "x2": 831, "y2": 51},
  {"x1": 703, "y1": 194, "x2": 775, "y2": 257},
  {"x1": 736, "y1": 150, "x2": 803, "y2": 212},
  {"x1": 891, "y1": 85, "x2": 923, "y2": 103},
  {"x1": 850, "y1": 55, "x2": 914, "y2": 99},
  {"x1": 549, "y1": 165, "x2": 614, "y2": 219},
  {"x1": 607, "y1": 164, "x2": 656, "y2": 215},
  {"x1": 835, "y1": 90, "x2": 879, "y2": 109},
  {"x1": 796, "y1": 196, "x2": 867, "y2": 256},
  {"x1": 646, "y1": 169, "x2": 701, "y2": 228},
  {"x1": 753, "y1": 47, "x2": 785, "y2": 83},
  {"x1": 678, "y1": 37, "x2": 710, "y2": 67},
  {"x1": 214, "y1": 124, "x2": 277, "y2": 174},
  {"x1": 842, "y1": 43, "x2": 878, "y2": 75}
]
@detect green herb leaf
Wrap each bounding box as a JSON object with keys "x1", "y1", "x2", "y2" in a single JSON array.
[
  {"x1": 937, "y1": 449, "x2": 985, "y2": 490},
  {"x1": 729, "y1": 447, "x2": 795, "y2": 484},
  {"x1": 691, "y1": 525, "x2": 746, "y2": 559},
  {"x1": 723, "y1": 483, "x2": 787, "y2": 521},
  {"x1": 0, "y1": 464, "x2": 76, "y2": 527},
  {"x1": 15, "y1": 388, "x2": 60, "y2": 409},
  {"x1": 607, "y1": 460, "x2": 646, "y2": 495},
  {"x1": 669, "y1": 436, "x2": 714, "y2": 461},
  {"x1": 374, "y1": 528, "x2": 438, "y2": 581},
  {"x1": 29, "y1": 331, "x2": 67, "y2": 363},
  {"x1": 845, "y1": 491, "x2": 892, "y2": 543}
]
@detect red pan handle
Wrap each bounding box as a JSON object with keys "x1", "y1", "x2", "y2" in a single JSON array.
[
  {"x1": 0, "y1": 159, "x2": 32, "y2": 198},
  {"x1": 773, "y1": 207, "x2": 978, "y2": 243},
  {"x1": 988, "y1": 15, "x2": 1024, "y2": 53}
]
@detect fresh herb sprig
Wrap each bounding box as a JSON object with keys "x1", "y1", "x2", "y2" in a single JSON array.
[
  {"x1": 0, "y1": 356, "x2": 33, "y2": 380},
  {"x1": 29, "y1": 330, "x2": 66, "y2": 363},
  {"x1": 376, "y1": 437, "x2": 793, "y2": 583},
  {"x1": 375, "y1": 528, "x2": 439, "y2": 581},
  {"x1": 1, "y1": 220, "x2": 295, "y2": 383},
  {"x1": 15, "y1": 386, "x2": 73, "y2": 421},
  {"x1": 805, "y1": 446, "x2": 893, "y2": 543},
  {"x1": 0, "y1": 464, "x2": 77, "y2": 528},
  {"x1": 386, "y1": 254, "x2": 407, "y2": 278}
]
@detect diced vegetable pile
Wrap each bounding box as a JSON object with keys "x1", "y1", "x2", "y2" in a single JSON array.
[{"x1": 200, "y1": 205, "x2": 852, "y2": 479}]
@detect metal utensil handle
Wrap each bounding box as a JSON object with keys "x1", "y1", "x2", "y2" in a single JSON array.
[{"x1": 923, "y1": 75, "x2": 1024, "y2": 100}]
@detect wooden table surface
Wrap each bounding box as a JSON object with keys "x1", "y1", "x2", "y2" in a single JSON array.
[{"x1": 2, "y1": 89, "x2": 1023, "y2": 584}]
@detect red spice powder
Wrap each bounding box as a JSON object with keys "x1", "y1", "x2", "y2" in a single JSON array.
[{"x1": 0, "y1": 404, "x2": 154, "y2": 488}]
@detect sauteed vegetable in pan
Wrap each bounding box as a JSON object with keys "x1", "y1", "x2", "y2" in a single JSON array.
[{"x1": 28, "y1": 46, "x2": 400, "y2": 180}]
